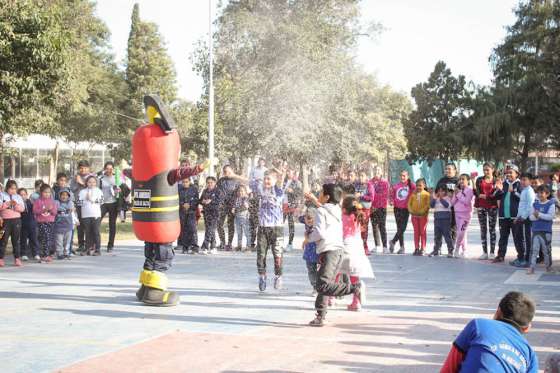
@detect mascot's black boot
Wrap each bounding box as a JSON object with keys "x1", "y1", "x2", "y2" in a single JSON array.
[{"x1": 138, "y1": 270, "x2": 180, "y2": 307}]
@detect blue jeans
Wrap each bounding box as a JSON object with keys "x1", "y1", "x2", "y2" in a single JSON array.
[{"x1": 235, "y1": 214, "x2": 250, "y2": 247}]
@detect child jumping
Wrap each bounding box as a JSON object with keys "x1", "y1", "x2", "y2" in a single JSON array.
[
  {"x1": 255, "y1": 171, "x2": 285, "y2": 291},
  {"x1": 428, "y1": 187, "x2": 454, "y2": 257},
  {"x1": 305, "y1": 184, "x2": 364, "y2": 327},
  {"x1": 527, "y1": 185, "x2": 555, "y2": 274},
  {"x1": 451, "y1": 174, "x2": 474, "y2": 258},
  {"x1": 408, "y1": 178, "x2": 430, "y2": 256},
  {"x1": 341, "y1": 196, "x2": 375, "y2": 311}
]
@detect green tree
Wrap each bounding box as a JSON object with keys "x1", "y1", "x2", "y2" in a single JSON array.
[
  {"x1": 125, "y1": 3, "x2": 177, "y2": 116},
  {"x1": 0, "y1": 0, "x2": 70, "y2": 180},
  {"x1": 405, "y1": 61, "x2": 472, "y2": 162}
]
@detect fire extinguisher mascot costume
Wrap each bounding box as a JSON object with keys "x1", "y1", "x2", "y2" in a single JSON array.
[{"x1": 133, "y1": 95, "x2": 209, "y2": 306}]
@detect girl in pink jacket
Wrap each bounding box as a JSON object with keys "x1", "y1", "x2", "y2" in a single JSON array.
[
  {"x1": 0, "y1": 180, "x2": 26, "y2": 267},
  {"x1": 451, "y1": 174, "x2": 474, "y2": 258},
  {"x1": 33, "y1": 185, "x2": 58, "y2": 262}
]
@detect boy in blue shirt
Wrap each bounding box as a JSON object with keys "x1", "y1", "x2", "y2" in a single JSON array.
[
  {"x1": 441, "y1": 291, "x2": 538, "y2": 373},
  {"x1": 527, "y1": 184, "x2": 555, "y2": 274}
]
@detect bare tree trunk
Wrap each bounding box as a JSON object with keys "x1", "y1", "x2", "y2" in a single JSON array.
[
  {"x1": 49, "y1": 142, "x2": 60, "y2": 185},
  {"x1": 0, "y1": 133, "x2": 4, "y2": 184},
  {"x1": 301, "y1": 161, "x2": 309, "y2": 193}
]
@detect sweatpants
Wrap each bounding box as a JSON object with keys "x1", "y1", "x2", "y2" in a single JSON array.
[
  {"x1": 218, "y1": 207, "x2": 235, "y2": 248},
  {"x1": 433, "y1": 218, "x2": 454, "y2": 254},
  {"x1": 477, "y1": 207, "x2": 498, "y2": 254},
  {"x1": 411, "y1": 215, "x2": 428, "y2": 250},
  {"x1": 370, "y1": 207, "x2": 387, "y2": 248},
  {"x1": 497, "y1": 218, "x2": 524, "y2": 260},
  {"x1": 530, "y1": 232, "x2": 552, "y2": 269},
  {"x1": 315, "y1": 249, "x2": 357, "y2": 317},
  {"x1": 202, "y1": 210, "x2": 218, "y2": 250},
  {"x1": 306, "y1": 261, "x2": 318, "y2": 290},
  {"x1": 179, "y1": 212, "x2": 198, "y2": 250},
  {"x1": 455, "y1": 211, "x2": 472, "y2": 251},
  {"x1": 0, "y1": 218, "x2": 22, "y2": 259},
  {"x1": 234, "y1": 214, "x2": 250, "y2": 248},
  {"x1": 37, "y1": 222, "x2": 55, "y2": 257},
  {"x1": 82, "y1": 217, "x2": 101, "y2": 253},
  {"x1": 55, "y1": 231, "x2": 72, "y2": 256},
  {"x1": 101, "y1": 202, "x2": 118, "y2": 249},
  {"x1": 20, "y1": 223, "x2": 39, "y2": 257},
  {"x1": 391, "y1": 207, "x2": 409, "y2": 247},
  {"x1": 256, "y1": 226, "x2": 283, "y2": 276},
  {"x1": 144, "y1": 242, "x2": 174, "y2": 272}
]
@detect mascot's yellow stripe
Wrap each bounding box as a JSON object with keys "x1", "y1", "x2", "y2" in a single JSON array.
[
  {"x1": 132, "y1": 206, "x2": 179, "y2": 213},
  {"x1": 162, "y1": 292, "x2": 169, "y2": 303},
  {"x1": 150, "y1": 195, "x2": 178, "y2": 202}
]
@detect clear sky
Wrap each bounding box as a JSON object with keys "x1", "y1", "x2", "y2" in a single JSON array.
[{"x1": 95, "y1": 0, "x2": 520, "y2": 101}]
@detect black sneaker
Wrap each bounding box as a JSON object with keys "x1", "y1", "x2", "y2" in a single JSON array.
[
  {"x1": 428, "y1": 250, "x2": 440, "y2": 257},
  {"x1": 107, "y1": 246, "x2": 113, "y2": 253},
  {"x1": 492, "y1": 256, "x2": 505, "y2": 263},
  {"x1": 413, "y1": 249, "x2": 419, "y2": 256},
  {"x1": 389, "y1": 241, "x2": 395, "y2": 254}
]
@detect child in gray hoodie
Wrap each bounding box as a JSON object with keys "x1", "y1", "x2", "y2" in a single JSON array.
[{"x1": 305, "y1": 183, "x2": 364, "y2": 327}]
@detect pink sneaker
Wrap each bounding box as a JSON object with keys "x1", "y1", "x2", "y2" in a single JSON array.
[
  {"x1": 45, "y1": 256, "x2": 53, "y2": 263},
  {"x1": 347, "y1": 295, "x2": 362, "y2": 312},
  {"x1": 0, "y1": 258, "x2": 4, "y2": 267},
  {"x1": 14, "y1": 258, "x2": 23, "y2": 267}
]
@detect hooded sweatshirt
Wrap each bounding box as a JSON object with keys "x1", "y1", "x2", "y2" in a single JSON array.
[
  {"x1": 0, "y1": 192, "x2": 25, "y2": 219},
  {"x1": 307, "y1": 203, "x2": 344, "y2": 254},
  {"x1": 369, "y1": 177, "x2": 390, "y2": 209},
  {"x1": 451, "y1": 186, "x2": 474, "y2": 214},
  {"x1": 33, "y1": 197, "x2": 58, "y2": 223}
]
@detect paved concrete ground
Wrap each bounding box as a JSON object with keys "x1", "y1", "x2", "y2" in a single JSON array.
[{"x1": 0, "y1": 215, "x2": 559, "y2": 373}]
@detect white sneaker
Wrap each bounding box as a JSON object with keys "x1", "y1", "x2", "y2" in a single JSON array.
[
  {"x1": 274, "y1": 275, "x2": 283, "y2": 290},
  {"x1": 458, "y1": 251, "x2": 465, "y2": 259},
  {"x1": 373, "y1": 247, "x2": 379, "y2": 254},
  {"x1": 284, "y1": 244, "x2": 292, "y2": 253},
  {"x1": 382, "y1": 247, "x2": 389, "y2": 254},
  {"x1": 489, "y1": 252, "x2": 496, "y2": 260},
  {"x1": 479, "y1": 253, "x2": 488, "y2": 260},
  {"x1": 210, "y1": 248, "x2": 218, "y2": 255},
  {"x1": 21, "y1": 255, "x2": 29, "y2": 261},
  {"x1": 34, "y1": 255, "x2": 41, "y2": 261},
  {"x1": 311, "y1": 289, "x2": 318, "y2": 297}
]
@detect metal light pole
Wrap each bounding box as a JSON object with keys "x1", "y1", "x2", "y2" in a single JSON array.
[{"x1": 208, "y1": 0, "x2": 215, "y2": 176}]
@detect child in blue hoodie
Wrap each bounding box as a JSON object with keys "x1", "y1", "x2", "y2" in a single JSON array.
[
  {"x1": 300, "y1": 208, "x2": 319, "y2": 294},
  {"x1": 527, "y1": 185, "x2": 555, "y2": 274},
  {"x1": 54, "y1": 188, "x2": 74, "y2": 259}
]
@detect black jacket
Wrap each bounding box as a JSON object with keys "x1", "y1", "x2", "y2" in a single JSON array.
[
  {"x1": 494, "y1": 179, "x2": 522, "y2": 218},
  {"x1": 179, "y1": 185, "x2": 199, "y2": 215},
  {"x1": 436, "y1": 175, "x2": 459, "y2": 193}
]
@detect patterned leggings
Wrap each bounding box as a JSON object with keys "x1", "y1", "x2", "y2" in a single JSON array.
[
  {"x1": 477, "y1": 207, "x2": 497, "y2": 254},
  {"x1": 37, "y1": 222, "x2": 55, "y2": 257},
  {"x1": 284, "y1": 212, "x2": 295, "y2": 245}
]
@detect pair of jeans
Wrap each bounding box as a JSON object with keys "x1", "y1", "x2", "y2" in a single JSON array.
[
  {"x1": 283, "y1": 212, "x2": 295, "y2": 245},
  {"x1": 82, "y1": 217, "x2": 101, "y2": 252},
  {"x1": 55, "y1": 230, "x2": 72, "y2": 256},
  {"x1": 234, "y1": 214, "x2": 250, "y2": 248},
  {"x1": 306, "y1": 261, "x2": 318, "y2": 290},
  {"x1": 248, "y1": 197, "x2": 259, "y2": 247},
  {"x1": 20, "y1": 223, "x2": 39, "y2": 257},
  {"x1": 433, "y1": 218, "x2": 453, "y2": 254},
  {"x1": 411, "y1": 215, "x2": 428, "y2": 250},
  {"x1": 218, "y1": 207, "x2": 235, "y2": 248},
  {"x1": 37, "y1": 222, "x2": 54, "y2": 257},
  {"x1": 391, "y1": 207, "x2": 410, "y2": 247},
  {"x1": 315, "y1": 249, "x2": 357, "y2": 317},
  {"x1": 497, "y1": 218, "x2": 524, "y2": 260},
  {"x1": 144, "y1": 242, "x2": 174, "y2": 272},
  {"x1": 370, "y1": 207, "x2": 387, "y2": 248},
  {"x1": 76, "y1": 206, "x2": 85, "y2": 249},
  {"x1": 101, "y1": 202, "x2": 118, "y2": 249},
  {"x1": 256, "y1": 226, "x2": 283, "y2": 275},
  {"x1": 0, "y1": 218, "x2": 22, "y2": 259}
]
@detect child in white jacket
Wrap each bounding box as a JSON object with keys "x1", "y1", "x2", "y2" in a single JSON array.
[{"x1": 304, "y1": 184, "x2": 364, "y2": 327}]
